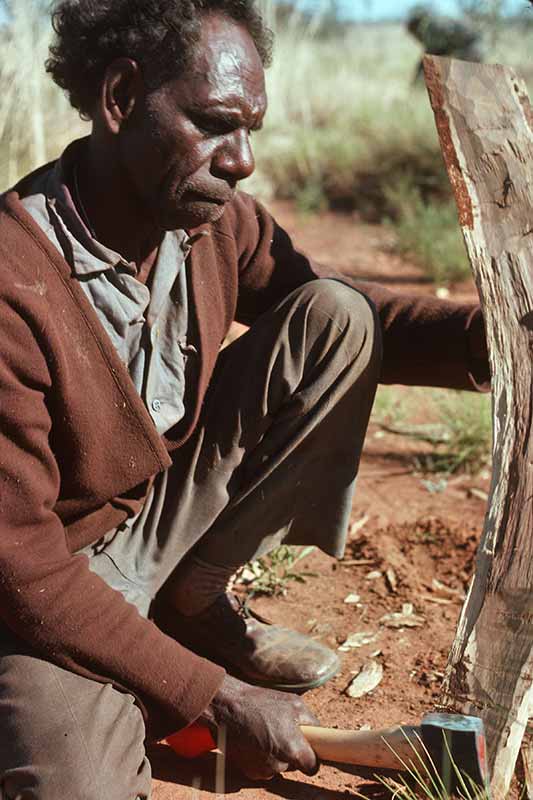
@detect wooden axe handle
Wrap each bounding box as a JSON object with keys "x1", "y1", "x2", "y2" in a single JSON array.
[
  {"x1": 300, "y1": 724, "x2": 426, "y2": 771},
  {"x1": 167, "y1": 721, "x2": 427, "y2": 772}
]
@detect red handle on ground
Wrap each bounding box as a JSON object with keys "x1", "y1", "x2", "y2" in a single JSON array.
[{"x1": 167, "y1": 722, "x2": 217, "y2": 758}]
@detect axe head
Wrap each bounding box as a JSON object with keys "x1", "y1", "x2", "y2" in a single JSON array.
[{"x1": 421, "y1": 712, "x2": 489, "y2": 796}]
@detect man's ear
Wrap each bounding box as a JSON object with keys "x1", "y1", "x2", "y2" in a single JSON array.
[{"x1": 99, "y1": 58, "x2": 143, "y2": 134}]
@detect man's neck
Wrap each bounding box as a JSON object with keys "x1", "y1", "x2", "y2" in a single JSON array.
[{"x1": 75, "y1": 137, "x2": 162, "y2": 281}]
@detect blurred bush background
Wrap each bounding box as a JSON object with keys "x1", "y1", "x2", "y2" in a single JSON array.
[{"x1": 1, "y1": 0, "x2": 532, "y2": 283}]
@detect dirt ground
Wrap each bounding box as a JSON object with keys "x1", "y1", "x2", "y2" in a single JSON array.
[{"x1": 151, "y1": 203, "x2": 490, "y2": 800}]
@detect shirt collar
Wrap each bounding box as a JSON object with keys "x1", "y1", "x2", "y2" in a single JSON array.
[
  {"x1": 45, "y1": 141, "x2": 133, "y2": 277},
  {"x1": 44, "y1": 138, "x2": 200, "y2": 279}
]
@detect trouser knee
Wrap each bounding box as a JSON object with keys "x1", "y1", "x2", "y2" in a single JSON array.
[
  {"x1": 294, "y1": 279, "x2": 382, "y2": 372},
  {"x1": 0, "y1": 639, "x2": 151, "y2": 800},
  {"x1": 2, "y1": 748, "x2": 150, "y2": 800}
]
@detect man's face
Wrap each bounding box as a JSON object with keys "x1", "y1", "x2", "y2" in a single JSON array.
[{"x1": 119, "y1": 12, "x2": 267, "y2": 231}]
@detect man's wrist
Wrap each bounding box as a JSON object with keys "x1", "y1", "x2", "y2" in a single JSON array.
[{"x1": 199, "y1": 673, "x2": 245, "y2": 732}]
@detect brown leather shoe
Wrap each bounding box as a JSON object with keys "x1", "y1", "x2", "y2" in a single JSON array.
[{"x1": 156, "y1": 593, "x2": 340, "y2": 692}]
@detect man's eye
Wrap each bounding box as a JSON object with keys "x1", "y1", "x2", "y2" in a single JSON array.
[{"x1": 192, "y1": 115, "x2": 232, "y2": 136}]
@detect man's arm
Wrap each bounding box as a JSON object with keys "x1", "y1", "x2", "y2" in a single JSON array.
[
  {"x1": 0, "y1": 298, "x2": 225, "y2": 739},
  {"x1": 230, "y1": 193, "x2": 489, "y2": 391}
]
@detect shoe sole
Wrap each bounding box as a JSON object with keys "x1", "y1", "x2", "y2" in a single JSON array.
[{"x1": 231, "y1": 659, "x2": 341, "y2": 694}]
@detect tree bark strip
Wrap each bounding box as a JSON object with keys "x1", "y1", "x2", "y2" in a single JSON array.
[{"x1": 423, "y1": 55, "x2": 533, "y2": 799}]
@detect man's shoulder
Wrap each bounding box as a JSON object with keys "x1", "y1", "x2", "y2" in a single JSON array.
[
  {"x1": 0, "y1": 189, "x2": 38, "y2": 246},
  {"x1": 0, "y1": 158, "x2": 56, "y2": 224},
  {"x1": 0, "y1": 180, "x2": 59, "y2": 286}
]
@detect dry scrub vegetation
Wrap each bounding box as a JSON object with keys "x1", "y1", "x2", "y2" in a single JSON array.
[
  {"x1": 0, "y1": 0, "x2": 87, "y2": 185},
  {"x1": 245, "y1": 6, "x2": 533, "y2": 284},
  {"x1": 2, "y1": 1, "x2": 532, "y2": 286}
]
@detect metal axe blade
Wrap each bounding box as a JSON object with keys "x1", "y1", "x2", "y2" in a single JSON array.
[{"x1": 421, "y1": 712, "x2": 489, "y2": 796}]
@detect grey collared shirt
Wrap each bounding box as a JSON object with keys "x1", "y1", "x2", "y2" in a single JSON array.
[{"x1": 21, "y1": 158, "x2": 193, "y2": 436}]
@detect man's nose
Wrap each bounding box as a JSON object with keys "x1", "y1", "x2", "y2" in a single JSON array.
[{"x1": 212, "y1": 129, "x2": 255, "y2": 182}]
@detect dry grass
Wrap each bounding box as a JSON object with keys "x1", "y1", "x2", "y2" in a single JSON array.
[
  {"x1": 0, "y1": 0, "x2": 86, "y2": 189},
  {"x1": 2, "y1": 4, "x2": 532, "y2": 280},
  {"x1": 246, "y1": 16, "x2": 444, "y2": 216}
]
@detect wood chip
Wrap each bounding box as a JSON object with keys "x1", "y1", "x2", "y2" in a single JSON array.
[
  {"x1": 468, "y1": 487, "x2": 489, "y2": 501},
  {"x1": 380, "y1": 603, "x2": 425, "y2": 629},
  {"x1": 343, "y1": 593, "x2": 361, "y2": 604},
  {"x1": 340, "y1": 559, "x2": 376, "y2": 567},
  {"x1": 365, "y1": 570, "x2": 383, "y2": 581},
  {"x1": 235, "y1": 566, "x2": 259, "y2": 584},
  {"x1": 338, "y1": 631, "x2": 378, "y2": 652},
  {"x1": 308, "y1": 621, "x2": 334, "y2": 637},
  {"x1": 431, "y1": 578, "x2": 464, "y2": 598},
  {"x1": 385, "y1": 567, "x2": 398, "y2": 593},
  {"x1": 423, "y1": 595, "x2": 453, "y2": 605},
  {"x1": 346, "y1": 661, "x2": 383, "y2": 698},
  {"x1": 349, "y1": 515, "x2": 369, "y2": 537}
]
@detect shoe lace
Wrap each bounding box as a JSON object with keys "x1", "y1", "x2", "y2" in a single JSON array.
[{"x1": 229, "y1": 593, "x2": 272, "y2": 625}]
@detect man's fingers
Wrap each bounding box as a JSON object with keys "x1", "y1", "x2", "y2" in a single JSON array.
[
  {"x1": 226, "y1": 742, "x2": 289, "y2": 781},
  {"x1": 268, "y1": 758, "x2": 290, "y2": 776},
  {"x1": 298, "y1": 747, "x2": 320, "y2": 777},
  {"x1": 278, "y1": 730, "x2": 318, "y2": 776},
  {"x1": 242, "y1": 758, "x2": 289, "y2": 780}
]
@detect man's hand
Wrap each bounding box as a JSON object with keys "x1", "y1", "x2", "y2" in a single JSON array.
[{"x1": 200, "y1": 674, "x2": 320, "y2": 780}]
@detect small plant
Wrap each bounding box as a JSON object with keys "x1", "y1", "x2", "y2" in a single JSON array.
[
  {"x1": 427, "y1": 390, "x2": 492, "y2": 475},
  {"x1": 372, "y1": 388, "x2": 491, "y2": 476},
  {"x1": 238, "y1": 545, "x2": 317, "y2": 598},
  {"x1": 371, "y1": 385, "x2": 409, "y2": 429},
  {"x1": 386, "y1": 184, "x2": 471, "y2": 285},
  {"x1": 295, "y1": 177, "x2": 328, "y2": 215}
]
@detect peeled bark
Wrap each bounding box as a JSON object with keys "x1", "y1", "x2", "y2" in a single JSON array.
[{"x1": 424, "y1": 55, "x2": 533, "y2": 799}]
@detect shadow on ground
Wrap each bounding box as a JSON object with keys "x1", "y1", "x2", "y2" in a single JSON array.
[{"x1": 148, "y1": 743, "x2": 397, "y2": 800}]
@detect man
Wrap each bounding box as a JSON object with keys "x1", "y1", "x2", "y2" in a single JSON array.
[
  {"x1": 0, "y1": 1, "x2": 488, "y2": 797},
  {"x1": 407, "y1": 4, "x2": 484, "y2": 83}
]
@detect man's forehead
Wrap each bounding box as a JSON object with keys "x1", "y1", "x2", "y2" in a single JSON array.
[{"x1": 186, "y1": 13, "x2": 266, "y2": 103}]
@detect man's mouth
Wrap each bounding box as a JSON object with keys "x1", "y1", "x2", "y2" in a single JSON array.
[{"x1": 181, "y1": 189, "x2": 232, "y2": 206}]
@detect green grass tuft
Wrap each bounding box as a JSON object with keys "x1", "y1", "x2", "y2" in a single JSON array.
[
  {"x1": 385, "y1": 185, "x2": 471, "y2": 285},
  {"x1": 237, "y1": 545, "x2": 317, "y2": 598},
  {"x1": 372, "y1": 387, "x2": 492, "y2": 475}
]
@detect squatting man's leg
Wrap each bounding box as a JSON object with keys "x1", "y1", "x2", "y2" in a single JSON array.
[
  {"x1": 0, "y1": 630, "x2": 151, "y2": 800},
  {"x1": 99, "y1": 279, "x2": 383, "y2": 688},
  {"x1": 161, "y1": 279, "x2": 382, "y2": 689}
]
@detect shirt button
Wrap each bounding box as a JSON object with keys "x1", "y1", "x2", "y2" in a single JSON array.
[{"x1": 152, "y1": 399, "x2": 162, "y2": 412}]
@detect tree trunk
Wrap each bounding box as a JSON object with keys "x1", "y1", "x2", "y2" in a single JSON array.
[{"x1": 423, "y1": 55, "x2": 533, "y2": 800}]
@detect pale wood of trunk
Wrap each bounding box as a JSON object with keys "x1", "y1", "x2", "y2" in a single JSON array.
[{"x1": 423, "y1": 55, "x2": 533, "y2": 799}]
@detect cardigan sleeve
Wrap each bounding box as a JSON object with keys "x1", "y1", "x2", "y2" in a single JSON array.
[
  {"x1": 0, "y1": 299, "x2": 224, "y2": 738},
  {"x1": 231, "y1": 192, "x2": 489, "y2": 392}
]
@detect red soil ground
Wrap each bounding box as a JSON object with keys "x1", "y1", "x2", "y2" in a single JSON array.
[{"x1": 151, "y1": 204, "x2": 492, "y2": 800}]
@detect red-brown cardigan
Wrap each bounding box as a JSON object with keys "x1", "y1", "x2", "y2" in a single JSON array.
[{"x1": 0, "y1": 176, "x2": 485, "y2": 737}]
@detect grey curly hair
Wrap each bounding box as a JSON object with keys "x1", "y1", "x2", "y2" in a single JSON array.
[{"x1": 46, "y1": 0, "x2": 273, "y2": 118}]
